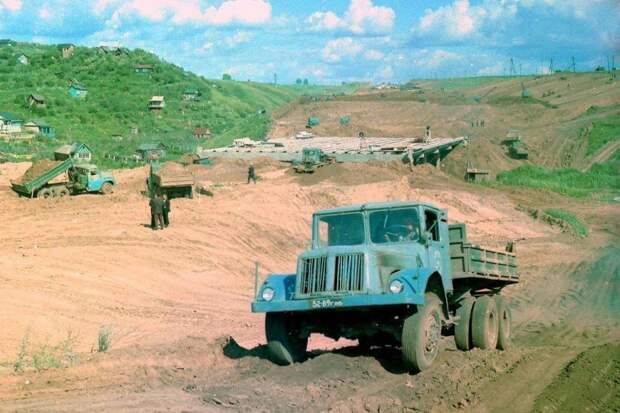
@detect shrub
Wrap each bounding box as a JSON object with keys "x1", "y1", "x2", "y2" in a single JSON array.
[{"x1": 544, "y1": 209, "x2": 588, "y2": 237}]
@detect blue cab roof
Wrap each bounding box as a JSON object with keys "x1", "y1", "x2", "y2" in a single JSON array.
[{"x1": 314, "y1": 201, "x2": 441, "y2": 216}]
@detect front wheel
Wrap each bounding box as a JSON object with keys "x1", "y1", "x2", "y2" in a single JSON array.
[
  {"x1": 265, "y1": 312, "x2": 307, "y2": 365},
  {"x1": 101, "y1": 182, "x2": 113, "y2": 195},
  {"x1": 402, "y1": 292, "x2": 443, "y2": 372}
]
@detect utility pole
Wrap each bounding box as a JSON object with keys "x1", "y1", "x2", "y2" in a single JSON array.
[
  {"x1": 571, "y1": 56, "x2": 576, "y2": 73},
  {"x1": 519, "y1": 63, "x2": 522, "y2": 76},
  {"x1": 548, "y1": 58, "x2": 554, "y2": 74},
  {"x1": 273, "y1": 73, "x2": 277, "y2": 86},
  {"x1": 509, "y1": 58, "x2": 516, "y2": 77}
]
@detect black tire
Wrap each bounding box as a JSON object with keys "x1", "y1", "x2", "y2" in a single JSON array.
[
  {"x1": 472, "y1": 295, "x2": 499, "y2": 350},
  {"x1": 38, "y1": 188, "x2": 52, "y2": 199},
  {"x1": 454, "y1": 296, "x2": 475, "y2": 351},
  {"x1": 56, "y1": 186, "x2": 70, "y2": 198},
  {"x1": 101, "y1": 182, "x2": 113, "y2": 195},
  {"x1": 495, "y1": 296, "x2": 512, "y2": 350},
  {"x1": 402, "y1": 292, "x2": 443, "y2": 372},
  {"x1": 265, "y1": 312, "x2": 307, "y2": 365}
]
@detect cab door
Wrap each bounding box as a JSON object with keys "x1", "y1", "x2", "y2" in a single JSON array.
[{"x1": 423, "y1": 208, "x2": 445, "y2": 275}]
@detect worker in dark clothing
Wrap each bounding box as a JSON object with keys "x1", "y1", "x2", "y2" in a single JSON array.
[
  {"x1": 162, "y1": 194, "x2": 171, "y2": 227},
  {"x1": 149, "y1": 194, "x2": 164, "y2": 230},
  {"x1": 247, "y1": 164, "x2": 257, "y2": 184}
]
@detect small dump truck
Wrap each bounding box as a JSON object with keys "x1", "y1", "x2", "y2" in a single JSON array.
[
  {"x1": 147, "y1": 161, "x2": 193, "y2": 199},
  {"x1": 11, "y1": 158, "x2": 116, "y2": 198},
  {"x1": 252, "y1": 201, "x2": 519, "y2": 371},
  {"x1": 292, "y1": 147, "x2": 335, "y2": 173}
]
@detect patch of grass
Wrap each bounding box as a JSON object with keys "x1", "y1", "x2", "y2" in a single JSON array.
[
  {"x1": 587, "y1": 119, "x2": 620, "y2": 155},
  {"x1": 496, "y1": 164, "x2": 620, "y2": 198},
  {"x1": 544, "y1": 209, "x2": 588, "y2": 237},
  {"x1": 13, "y1": 331, "x2": 79, "y2": 373},
  {"x1": 426, "y1": 76, "x2": 510, "y2": 91},
  {"x1": 97, "y1": 325, "x2": 111, "y2": 352}
]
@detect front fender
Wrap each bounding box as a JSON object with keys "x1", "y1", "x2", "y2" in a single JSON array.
[
  {"x1": 391, "y1": 267, "x2": 448, "y2": 305},
  {"x1": 251, "y1": 273, "x2": 296, "y2": 312}
]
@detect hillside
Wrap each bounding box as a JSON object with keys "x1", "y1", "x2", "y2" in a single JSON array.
[{"x1": 0, "y1": 42, "x2": 354, "y2": 165}]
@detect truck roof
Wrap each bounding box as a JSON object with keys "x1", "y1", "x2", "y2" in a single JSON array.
[{"x1": 315, "y1": 201, "x2": 441, "y2": 215}]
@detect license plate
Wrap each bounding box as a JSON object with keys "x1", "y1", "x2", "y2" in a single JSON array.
[{"x1": 311, "y1": 298, "x2": 344, "y2": 309}]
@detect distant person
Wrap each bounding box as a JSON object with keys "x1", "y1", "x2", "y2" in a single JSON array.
[
  {"x1": 162, "y1": 194, "x2": 171, "y2": 227},
  {"x1": 247, "y1": 164, "x2": 257, "y2": 184},
  {"x1": 149, "y1": 194, "x2": 164, "y2": 230}
]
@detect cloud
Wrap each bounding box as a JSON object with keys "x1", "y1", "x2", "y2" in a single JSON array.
[
  {"x1": 364, "y1": 49, "x2": 384, "y2": 61},
  {"x1": 321, "y1": 37, "x2": 363, "y2": 63},
  {"x1": 102, "y1": 0, "x2": 271, "y2": 26},
  {"x1": 0, "y1": 0, "x2": 22, "y2": 11},
  {"x1": 308, "y1": 0, "x2": 394, "y2": 35},
  {"x1": 225, "y1": 30, "x2": 253, "y2": 47},
  {"x1": 412, "y1": 49, "x2": 462, "y2": 69}
]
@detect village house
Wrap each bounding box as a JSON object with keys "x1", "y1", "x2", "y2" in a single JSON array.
[
  {"x1": 135, "y1": 64, "x2": 153, "y2": 74},
  {"x1": 148, "y1": 96, "x2": 165, "y2": 111},
  {"x1": 17, "y1": 54, "x2": 28, "y2": 65},
  {"x1": 23, "y1": 121, "x2": 55, "y2": 138},
  {"x1": 129, "y1": 125, "x2": 139, "y2": 135},
  {"x1": 26, "y1": 94, "x2": 46, "y2": 108},
  {"x1": 0, "y1": 112, "x2": 23, "y2": 134},
  {"x1": 135, "y1": 143, "x2": 166, "y2": 161},
  {"x1": 54, "y1": 143, "x2": 92, "y2": 162},
  {"x1": 193, "y1": 127, "x2": 211, "y2": 140},
  {"x1": 68, "y1": 79, "x2": 88, "y2": 98},
  {"x1": 58, "y1": 43, "x2": 75, "y2": 58},
  {"x1": 182, "y1": 88, "x2": 202, "y2": 101}
]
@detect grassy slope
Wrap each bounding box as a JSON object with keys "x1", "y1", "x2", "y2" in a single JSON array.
[{"x1": 0, "y1": 42, "x2": 353, "y2": 166}]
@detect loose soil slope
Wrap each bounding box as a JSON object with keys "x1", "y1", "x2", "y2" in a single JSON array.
[{"x1": 0, "y1": 159, "x2": 618, "y2": 412}]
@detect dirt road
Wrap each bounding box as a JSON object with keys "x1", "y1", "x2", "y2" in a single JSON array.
[{"x1": 0, "y1": 159, "x2": 618, "y2": 412}]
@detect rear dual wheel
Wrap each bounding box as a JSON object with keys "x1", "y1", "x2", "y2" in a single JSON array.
[{"x1": 456, "y1": 295, "x2": 512, "y2": 351}]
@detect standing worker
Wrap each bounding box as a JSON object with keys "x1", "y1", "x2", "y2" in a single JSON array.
[
  {"x1": 247, "y1": 164, "x2": 257, "y2": 184},
  {"x1": 149, "y1": 194, "x2": 164, "y2": 230},
  {"x1": 162, "y1": 194, "x2": 171, "y2": 227}
]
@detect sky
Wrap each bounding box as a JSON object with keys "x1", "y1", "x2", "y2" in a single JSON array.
[{"x1": 0, "y1": 0, "x2": 618, "y2": 84}]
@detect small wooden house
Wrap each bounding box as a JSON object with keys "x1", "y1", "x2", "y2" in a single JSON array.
[
  {"x1": 54, "y1": 143, "x2": 92, "y2": 162},
  {"x1": 135, "y1": 64, "x2": 153, "y2": 74},
  {"x1": 193, "y1": 127, "x2": 211, "y2": 139},
  {"x1": 0, "y1": 112, "x2": 23, "y2": 133},
  {"x1": 27, "y1": 94, "x2": 46, "y2": 108},
  {"x1": 136, "y1": 143, "x2": 166, "y2": 161},
  {"x1": 68, "y1": 79, "x2": 88, "y2": 98},
  {"x1": 465, "y1": 165, "x2": 490, "y2": 183},
  {"x1": 17, "y1": 54, "x2": 28, "y2": 65},
  {"x1": 182, "y1": 88, "x2": 201, "y2": 101},
  {"x1": 148, "y1": 96, "x2": 165, "y2": 111},
  {"x1": 58, "y1": 43, "x2": 75, "y2": 58}
]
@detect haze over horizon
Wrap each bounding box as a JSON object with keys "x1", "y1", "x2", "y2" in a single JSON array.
[{"x1": 0, "y1": 0, "x2": 618, "y2": 84}]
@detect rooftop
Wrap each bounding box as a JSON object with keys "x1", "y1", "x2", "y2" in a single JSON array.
[{"x1": 315, "y1": 201, "x2": 442, "y2": 216}]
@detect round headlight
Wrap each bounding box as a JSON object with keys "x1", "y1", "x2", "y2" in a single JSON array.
[
  {"x1": 389, "y1": 279, "x2": 403, "y2": 294},
  {"x1": 261, "y1": 287, "x2": 275, "y2": 301}
]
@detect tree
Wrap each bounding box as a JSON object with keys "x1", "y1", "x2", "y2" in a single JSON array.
[
  {"x1": 296, "y1": 78, "x2": 302, "y2": 85},
  {"x1": 222, "y1": 73, "x2": 232, "y2": 80},
  {"x1": 303, "y1": 78, "x2": 308, "y2": 85}
]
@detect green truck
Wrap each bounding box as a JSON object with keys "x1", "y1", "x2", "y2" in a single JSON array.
[
  {"x1": 11, "y1": 158, "x2": 116, "y2": 198},
  {"x1": 293, "y1": 147, "x2": 335, "y2": 173},
  {"x1": 147, "y1": 161, "x2": 194, "y2": 199},
  {"x1": 253, "y1": 201, "x2": 519, "y2": 371}
]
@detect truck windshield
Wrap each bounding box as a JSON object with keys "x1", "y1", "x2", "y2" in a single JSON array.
[
  {"x1": 316, "y1": 213, "x2": 365, "y2": 246},
  {"x1": 369, "y1": 208, "x2": 420, "y2": 244}
]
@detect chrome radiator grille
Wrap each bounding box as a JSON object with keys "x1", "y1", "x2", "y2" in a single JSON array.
[{"x1": 298, "y1": 253, "x2": 365, "y2": 296}]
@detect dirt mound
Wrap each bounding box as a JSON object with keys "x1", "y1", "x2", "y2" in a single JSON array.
[
  {"x1": 191, "y1": 156, "x2": 286, "y2": 183},
  {"x1": 292, "y1": 161, "x2": 411, "y2": 186},
  {"x1": 14, "y1": 160, "x2": 62, "y2": 184},
  {"x1": 156, "y1": 161, "x2": 190, "y2": 177}
]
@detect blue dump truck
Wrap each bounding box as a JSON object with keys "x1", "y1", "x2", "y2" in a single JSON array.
[
  {"x1": 252, "y1": 201, "x2": 519, "y2": 371},
  {"x1": 11, "y1": 158, "x2": 116, "y2": 198}
]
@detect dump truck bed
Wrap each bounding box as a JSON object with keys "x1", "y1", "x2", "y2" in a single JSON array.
[
  {"x1": 448, "y1": 224, "x2": 518, "y2": 285},
  {"x1": 152, "y1": 173, "x2": 193, "y2": 188},
  {"x1": 11, "y1": 158, "x2": 73, "y2": 196}
]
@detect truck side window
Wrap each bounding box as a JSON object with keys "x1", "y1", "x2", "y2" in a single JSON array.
[{"x1": 424, "y1": 210, "x2": 440, "y2": 241}]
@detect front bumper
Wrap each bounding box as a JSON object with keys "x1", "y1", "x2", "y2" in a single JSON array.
[{"x1": 252, "y1": 290, "x2": 424, "y2": 313}]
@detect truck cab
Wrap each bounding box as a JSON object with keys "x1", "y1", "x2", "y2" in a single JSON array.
[
  {"x1": 252, "y1": 201, "x2": 518, "y2": 370},
  {"x1": 71, "y1": 164, "x2": 116, "y2": 194}
]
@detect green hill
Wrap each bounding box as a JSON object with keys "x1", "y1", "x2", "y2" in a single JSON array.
[{"x1": 0, "y1": 42, "x2": 354, "y2": 166}]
